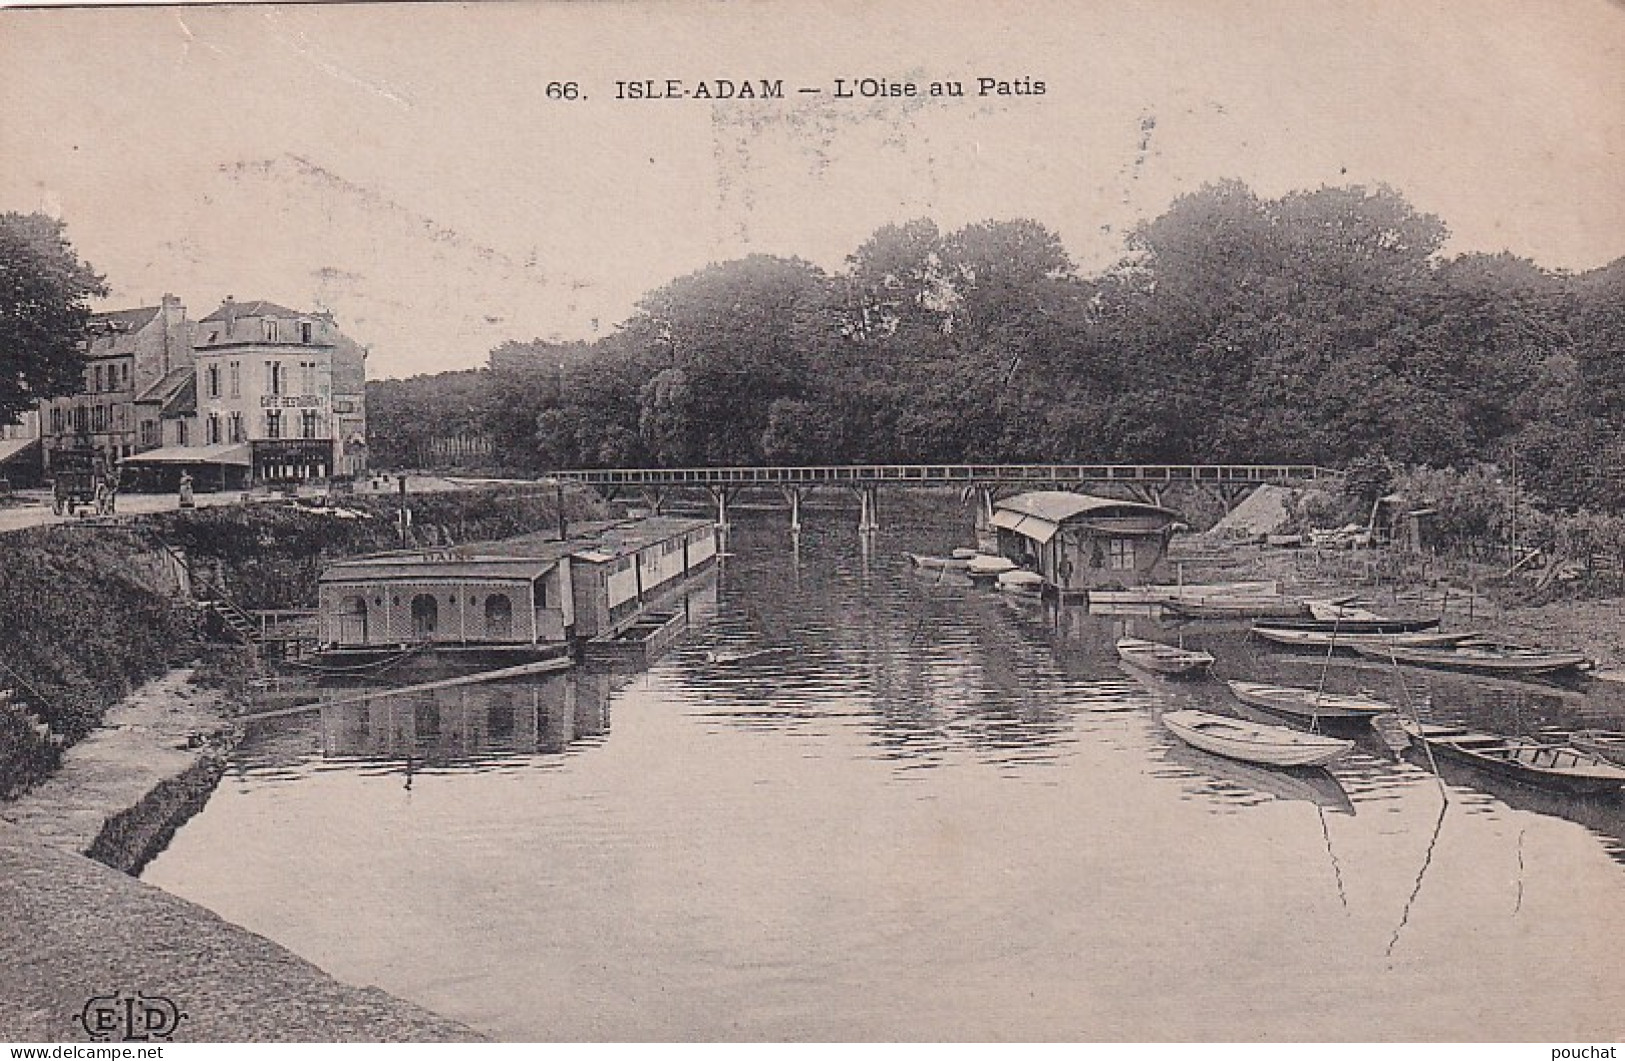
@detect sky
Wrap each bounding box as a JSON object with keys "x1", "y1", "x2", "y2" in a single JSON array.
[{"x1": 3, "y1": 0, "x2": 1623, "y2": 379}]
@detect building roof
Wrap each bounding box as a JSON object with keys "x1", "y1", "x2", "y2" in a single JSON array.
[
  {"x1": 992, "y1": 491, "x2": 1178, "y2": 544},
  {"x1": 319, "y1": 553, "x2": 560, "y2": 584},
  {"x1": 88, "y1": 306, "x2": 161, "y2": 334},
  {"x1": 318, "y1": 516, "x2": 716, "y2": 584},
  {"x1": 135, "y1": 366, "x2": 194, "y2": 405},
  {"x1": 0, "y1": 438, "x2": 41, "y2": 465},
  {"x1": 199, "y1": 299, "x2": 305, "y2": 322},
  {"x1": 470, "y1": 517, "x2": 714, "y2": 562}
]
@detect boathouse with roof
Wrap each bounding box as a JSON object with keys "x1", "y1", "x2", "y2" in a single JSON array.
[{"x1": 989, "y1": 491, "x2": 1181, "y2": 599}]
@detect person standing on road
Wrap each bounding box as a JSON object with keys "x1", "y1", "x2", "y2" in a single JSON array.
[{"x1": 178, "y1": 470, "x2": 194, "y2": 510}]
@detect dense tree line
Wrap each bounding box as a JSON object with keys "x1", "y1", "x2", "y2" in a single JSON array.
[{"x1": 367, "y1": 181, "x2": 1625, "y2": 514}]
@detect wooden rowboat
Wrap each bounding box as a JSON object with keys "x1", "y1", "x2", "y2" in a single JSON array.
[
  {"x1": 1251, "y1": 626, "x2": 1476, "y2": 650},
  {"x1": 1226, "y1": 680, "x2": 1396, "y2": 728},
  {"x1": 1568, "y1": 730, "x2": 1625, "y2": 767},
  {"x1": 1089, "y1": 580, "x2": 1280, "y2": 606},
  {"x1": 906, "y1": 552, "x2": 970, "y2": 571},
  {"x1": 1400, "y1": 720, "x2": 1625, "y2": 795},
  {"x1": 1161, "y1": 595, "x2": 1310, "y2": 620},
  {"x1": 1162, "y1": 709, "x2": 1354, "y2": 768},
  {"x1": 997, "y1": 570, "x2": 1045, "y2": 595},
  {"x1": 1350, "y1": 641, "x2": 1591, "y2": 677},
  {"x1": 1115, "y1": 637, "x2": 1214, "y2": 677},
  {"x1": 1254, "y1": 614, "x2": 1443, "y2": 635},
  {"x1": 965, "y1": 555, "x2": 1017, "y2": 580}
]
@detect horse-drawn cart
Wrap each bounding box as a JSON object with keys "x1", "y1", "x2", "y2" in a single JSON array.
[{"x1": 50, "y1": 449, "x2": 116, "y2": 517}]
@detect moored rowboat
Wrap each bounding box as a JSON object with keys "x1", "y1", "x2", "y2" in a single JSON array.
[
  {"x1": 1568, "y1": 730, "x2": 1625, "y2": 767},
  {"x1": 965, "y1": 554, "x2": 1018, "y2": 579},
  {"x1": 1227, "y1": 680, "x2": 1397, "y2": 727},
  {"x1": 1251, "y1": 626, "x2": 1476, "y2": 650},
  {"x1": 1089, "y1": 580, "x2": 1280, "y2": 606},
  {"x1": 1162, "y1": 709, "x2": 1354, "y2": 768},
  {"x1": 1351, "y1": 641, "x2": 1591, "y2": 677},
  {"x1": 1161, "y1": 595, "x2": 1310, "y2": 620},
  {"x1": 997, "y1": 569, "x2": 1045, "y2": 595},
  {"x1": 1254, "y1": 614, "x2": 1443, "y2": 635},
  {"x1": 906, "y1": 552, "x2": 970, "y2": 571},
  {"x1": 1115, "y1": 637, "x2": 1214, "y2": 677},
  {"x1": 1400, "y1": 720, "x2": 1625, "y2": 795}
]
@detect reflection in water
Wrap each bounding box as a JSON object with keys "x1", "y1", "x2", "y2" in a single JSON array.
[
  {"x1": 234, "y1": 670, "x2": 626, "y2": 783},
  {"x1": 146, "y1": 498, "x2": 1625, "y2": 1042}
]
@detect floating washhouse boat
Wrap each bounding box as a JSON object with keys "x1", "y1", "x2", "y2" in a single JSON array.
[
  {"x1": 982, "y1": 491, "x2": 1181, "y2": 601},
  {"x1": 312, "y1": 516, "x2": 718, "y2": 670},
  {"x1": 1162, "y1": 709, "x2": 1354, "y2": 768}
]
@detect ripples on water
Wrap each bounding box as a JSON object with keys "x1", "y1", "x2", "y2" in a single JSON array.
[{"x1": 145, "y1": 501, "x2": 1625, "y2": 1041}]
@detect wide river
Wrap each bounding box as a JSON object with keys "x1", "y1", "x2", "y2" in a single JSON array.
[{"x1": 145, "y1": 500, "x2": 1625, "y2": 1041}]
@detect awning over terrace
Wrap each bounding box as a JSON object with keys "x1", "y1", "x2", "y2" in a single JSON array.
[{"x1": 121, "y1": 444, "x2": 251, "y2": 466}]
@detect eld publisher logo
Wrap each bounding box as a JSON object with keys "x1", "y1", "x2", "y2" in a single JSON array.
[{"x1": 76, "y1": 993, "x2": 187, "y2": 1042}]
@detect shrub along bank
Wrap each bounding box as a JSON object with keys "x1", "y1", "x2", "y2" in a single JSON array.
[
  {"x1": 0, "y1": 485, "x2": 603, "y2": 794},
  {"x1": 0, "y1": 525, "x2": 200, "y2": 794}
]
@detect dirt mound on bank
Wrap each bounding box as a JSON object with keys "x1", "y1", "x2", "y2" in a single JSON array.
[{"x1": 1207, "y1": 484, "x2": 1297, "y2": 539}]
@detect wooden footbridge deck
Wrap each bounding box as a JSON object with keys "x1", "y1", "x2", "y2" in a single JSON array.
[{"x1": 549, "y1": 463, "x2": 1340, "y2": 530}]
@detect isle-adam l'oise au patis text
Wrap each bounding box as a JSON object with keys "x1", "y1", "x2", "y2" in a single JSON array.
[{"x1": 526, "y1": 76, "x2": 1046, "y2": 102}]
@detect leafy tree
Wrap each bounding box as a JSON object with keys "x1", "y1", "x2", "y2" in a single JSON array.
[
  {"x1": 622, "y1": 255, "x2": 827, "y2": 465},
  {"x1": 0, "y1": 213, "x2": 106, "y2": 426}
]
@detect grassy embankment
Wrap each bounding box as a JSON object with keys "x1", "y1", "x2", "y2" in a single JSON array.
[{"x1": 0, "y1": 485, "x2": 604, "y2": 795}]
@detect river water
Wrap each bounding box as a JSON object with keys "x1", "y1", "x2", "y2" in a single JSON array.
[{"x1": 144, "y1": 501, "x2": 1625, "y2": 1041}]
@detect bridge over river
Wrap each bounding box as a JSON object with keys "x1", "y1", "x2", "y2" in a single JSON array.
[{"x1": 548, "y1": 463, "x2": 1341, "y2": 531}]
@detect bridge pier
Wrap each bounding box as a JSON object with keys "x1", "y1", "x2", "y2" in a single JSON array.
[
  {"x1": 779, "y1": 485, "x2": 806, "y2": 534},
  {"x1": 966, "y1": 484, "x2": 998, "y2": 550},
  {"x1": 856, "y1": 484, "x2": 880, "y2": 534},
  {"x1": 707, "y1": 486, "x2": 737, "y2": 531}
]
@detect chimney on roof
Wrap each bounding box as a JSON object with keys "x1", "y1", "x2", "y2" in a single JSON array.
[{"x1": 223, "y1": 295, "x2": 236, "y2": 337}]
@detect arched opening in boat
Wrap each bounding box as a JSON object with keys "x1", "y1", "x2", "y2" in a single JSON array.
[
  {"x1": 484, "y1": 593, "x2": 513, "y2": 640},
  {"x1": 411, "y1": 593, "x2": 439, "y2": 638}
]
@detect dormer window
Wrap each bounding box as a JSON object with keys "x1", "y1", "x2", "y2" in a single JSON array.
[
  {"x1": 263, "y1": 319, "x2": 280, "y2": 342},
  {"x1": 301, "y1": 321, "x2": 313, "y2": 344}
]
